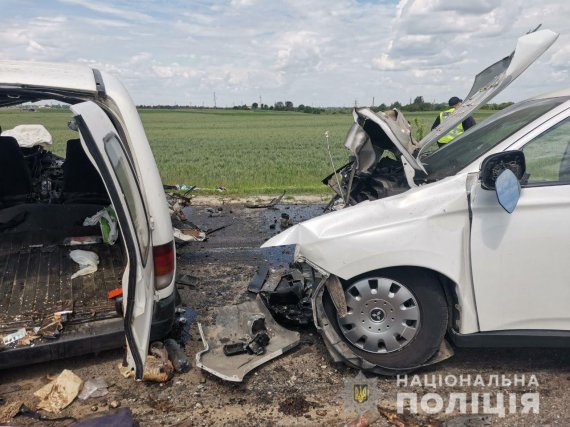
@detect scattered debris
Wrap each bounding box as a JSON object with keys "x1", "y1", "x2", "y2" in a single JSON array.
[
  {"x1": 223, "y1": 316, "x2": 271, "y2": 356},
  {"x1": 247, "y1": 264, "x2": 270, "y2": 293},
  {"x1": 258, "y1": 265, "x2": 321, "y2": 326},
  {"x1": 280, "y1": 212, "x2": 293, "y2": 229},
  {"x1": 164, "y1": 338, "x2": 190, "y2": 373},
  {"x1": 196, "y1": 297, "x2": 300, "y2": 382},
  {"x1": 205, "y1": 224, "x2": 231, "y2": 236},
  {"x1": 82, "y1": 206, "x2": 118, "y2": 245},
  {"x1": 245, "y1": 191, "x2": 285, "y2": 209},
  {"x1": 78, "y1": 377, "x2": 109, "y2": 400},
  {"x1": 173, "y1": 226, "x2": 206, "y2": 242},
  {"x1": 70, "y1": 407, "x2": 134, "y2": 427},
  {"x1": 70, "y1": 249, "x2": 99, "y2": 279},
  {"x1": 118, "y1": 342, "x2": 174, "y2": 382},
  {"x1": 0, "y1": 400, "x2": 22, "y2": 423},
  {"x1": 2, "y1": 328, "x2": 27, "y2": 345},
  {"x1": 16, "y1": 404, "x2": 76, "y2": 423},
  {"x1": 34, "y1": 369, "x2": 83, "y2": 413},
  {"x1": 175, "y1": 274, "x2": 197, "y2": 287},
  {"x1": 63, "y1": 236, "x2": 103, "y2": 246},
  {"x1": 109, "y1": 400, "x2": 121, "y2": 409},
  {"x1": 38, "y1": 310, "x2": 73, "y2": 339},
  {"x1": 346, "y1": 407, "x2": 381, "y2": 427}
]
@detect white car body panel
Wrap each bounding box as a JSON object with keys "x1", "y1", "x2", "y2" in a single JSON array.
[
  {"x1": 0, "y1": 61, "x2": 97, "y2": 91},
  {"x1": 263, "y1": 174, "x2": 480, "y2": 333},
  {"x1": 71, "y1": 101, "x2": 155, "y2": 374},
  {"x1": 470, "y1": 181, "x2": 570, "y2": 330}
]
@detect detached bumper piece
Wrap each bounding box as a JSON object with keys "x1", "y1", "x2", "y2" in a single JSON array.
[{"x1": 196, "y1": 297, "x2": 300, "y2": 382}]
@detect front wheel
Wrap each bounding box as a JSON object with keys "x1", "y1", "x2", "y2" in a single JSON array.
[{"x1": 323, "y1": 268, "x2": 448, "y2": 371}]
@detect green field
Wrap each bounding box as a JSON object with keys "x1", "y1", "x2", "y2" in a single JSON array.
[{"x1": 0, "y1": 108, "x2": 495, "y2": 195}]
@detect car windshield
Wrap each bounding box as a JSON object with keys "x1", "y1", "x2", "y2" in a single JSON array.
[{"x1": 422, "y1": 96, "x2": 569, "y2": 179}]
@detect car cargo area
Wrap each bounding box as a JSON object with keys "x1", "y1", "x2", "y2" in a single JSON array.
[
  {"x1": 0, "y1": 204, "x2": 125, "y2": 336},
  {"x1": 0, "y1": 130, "x2": 128, "y2": 362}
]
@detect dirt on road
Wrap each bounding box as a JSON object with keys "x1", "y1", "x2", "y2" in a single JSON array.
[{"x1": 1, "y1": 202, "x2": 569, "y2": 426}]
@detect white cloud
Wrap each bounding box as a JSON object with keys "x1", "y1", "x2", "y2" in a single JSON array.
[{"x1": 0, "y1": 0, "x2": 569, "y2": 106}]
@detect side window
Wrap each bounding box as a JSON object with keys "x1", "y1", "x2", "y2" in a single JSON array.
[
  {"x1": 522, "y1": 118, "x2": 570, "y2": 185},
  {"x1": 104, "y1": 133, "x2": 150, "y2": 263}
]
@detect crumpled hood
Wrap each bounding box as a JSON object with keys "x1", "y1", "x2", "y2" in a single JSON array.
[{"x1": 262, "y1": 174, "x2": 471, "y2": 280}]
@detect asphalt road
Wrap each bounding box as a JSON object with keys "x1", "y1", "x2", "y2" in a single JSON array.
[{"x1": 1, "y1": 202, "x2": 569, "y2": 426}]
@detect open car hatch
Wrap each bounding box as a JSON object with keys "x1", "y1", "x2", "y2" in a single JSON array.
[{"x1": 417, "y1": 28, "x2": 559, "y2": 156}]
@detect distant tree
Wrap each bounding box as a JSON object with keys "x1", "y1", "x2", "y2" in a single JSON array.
[
  {"x1": 274, "y1": 101, "x2": 285, "y2": 111},
  {"x1": 389, "y1": 101, "x2": 402, "y2": 110},
  {"x1": 252, "y1": 102, "x2": 259, "y2": 109},
  {"x1": 285, "y1": 101, "x2": 294, "y2": 111},
  {"x1": 297, "y1": 104, "x2": 305, "y2": 112},
  {"x1": 269, "y1": 105, "x2": 274, "y2": 110}
]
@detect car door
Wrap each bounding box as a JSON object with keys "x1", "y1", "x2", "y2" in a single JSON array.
[
  {"x1": 70, "y1": 101, "x2": 154, "y2": 379},
  {"x1": 470, "y1": 113, "x2": 570, "y2": 331}
]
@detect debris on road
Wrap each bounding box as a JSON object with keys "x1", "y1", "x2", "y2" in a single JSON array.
[
  {"x1": 279, "y1": 212, "x2": 293, "y2": 229},
  {"x1": 164, "y1": 338, "x2": 190, "y2": 373},
  {"x1": 0, "y1": 400, "x2": 22, "y2": 423},
  {"x1": 196, "y1": 297, "x2": 300, "y2": 382},
  {"x1": 78, "y1": 377, "x2": 108, "y2": 400},
  {"x1": 247, "y1": 264, "x2": 270, "y2": 293},
  {"x1": 118, "y1": 342, "x2": 174, "y2": 383},
  {"x1": 70, "y1": 249, "x2": 99, "y2": 279},
  {"x1": 245, "y1": 191, "x2": 285, "y2": 209},
  {"x1": 346, "y1": 407, "x2": 381, "y2": 427},
  {"x1": 173, "y1": 226, "x2": 206, "y2": 242},
  {"x1": 34, "y1": 369, "x2": 83, "y2": 413}
]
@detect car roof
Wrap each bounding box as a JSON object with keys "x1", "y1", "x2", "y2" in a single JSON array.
[
  {"x1": 0, "y1": 60, "x2": 97, "y2": 93},
  {"x1": 531, "y1": 87, "x2": 570, "y2": 100}
]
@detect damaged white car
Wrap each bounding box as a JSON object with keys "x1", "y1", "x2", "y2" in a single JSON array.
[
  {"x1": 261, "y1": 28, "x2": 570, "y2": 374},
  {"x1": 0, "y1": 61, "x2": 176, "y2": 379}
]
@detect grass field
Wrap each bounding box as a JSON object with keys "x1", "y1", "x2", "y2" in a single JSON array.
[{"x1": 0, "y1": 108, "x2": 495, "y2": 195}]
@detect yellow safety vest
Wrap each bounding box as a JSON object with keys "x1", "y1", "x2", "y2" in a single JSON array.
[{"x1": 437, "y1": 108, "x2": 464, "y2": 144}]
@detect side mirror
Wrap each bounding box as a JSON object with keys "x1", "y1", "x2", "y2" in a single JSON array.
[{"x1": 480, "y1": 151, "x2": 526, "y2": 214}]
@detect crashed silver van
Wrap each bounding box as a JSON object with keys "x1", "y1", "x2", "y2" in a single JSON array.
[
  {"x1": 0, "y1": 62, "x2": 176, "y2": 379},
  {"x1": 264, "y1": 29, "x2": 570, "y2": 374}
]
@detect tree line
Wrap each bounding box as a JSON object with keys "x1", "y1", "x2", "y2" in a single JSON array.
[{"x1": 136, "y1": 96, "x2": 513, "y2": 112}]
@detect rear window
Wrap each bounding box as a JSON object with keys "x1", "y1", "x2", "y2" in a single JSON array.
[{"x1": 104, "y1": 133, "x2": 150, "y2": 262}]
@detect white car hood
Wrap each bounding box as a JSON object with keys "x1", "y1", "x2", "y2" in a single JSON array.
[
  {"x1": 417, "y1": 29, "x2": 559, "y2": 156},
  {"x1": 262, "y1": 174, "x2": 471, "y2": 281}
]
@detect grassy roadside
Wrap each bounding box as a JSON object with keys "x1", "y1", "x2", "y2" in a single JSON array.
[{"x1": 0, "y1": 108, "x2": 495, "y2": 196}]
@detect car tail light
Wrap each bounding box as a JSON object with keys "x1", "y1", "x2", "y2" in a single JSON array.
[{"x1": 153, "y1": 241, "x2": 175, "y2": 290}]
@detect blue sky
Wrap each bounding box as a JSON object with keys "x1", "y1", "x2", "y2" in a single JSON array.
[{"x1": 1, "y1": 0, "x2": 569, "y2": 106}]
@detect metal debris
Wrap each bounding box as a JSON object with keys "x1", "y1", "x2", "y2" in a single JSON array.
[
  {"x1": 196, "y1": 297, "x2": 300, "y2": 382},
  {"x1": 245, "y1": 191, "x2": 285, "y2": 209}
]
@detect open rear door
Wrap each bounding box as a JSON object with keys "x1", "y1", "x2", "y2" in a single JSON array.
[{"x1": 70, "y1": 101, "x2": 154, "y2": 379}]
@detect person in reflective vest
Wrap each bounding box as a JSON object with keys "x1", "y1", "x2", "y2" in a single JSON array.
[{"x1": 431, "y1": 96, "x2": 476, "y2": 147}]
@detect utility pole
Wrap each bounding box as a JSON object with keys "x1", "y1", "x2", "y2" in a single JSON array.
[
  {"x1": 213, "y1": 92, "x2": 217, "y2": 109},
  {"x1": 372, "y1": 96, "x2": 375, "y2": 107},
  {"x1": 259, "y1": 95, "x2": 262, "y2": 107},
  {"x1": 354, "y1": 99, "x2": 358, "y2": 108}
]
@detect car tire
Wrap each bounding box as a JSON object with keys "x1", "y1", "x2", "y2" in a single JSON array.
[{"x1": 323, "y1": 267, "x2": 448, "y2": 372}]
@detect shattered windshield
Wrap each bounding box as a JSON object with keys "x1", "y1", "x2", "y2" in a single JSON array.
[{"x1": 422, "y1": 97, "x2": 569, "y2": 179}]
